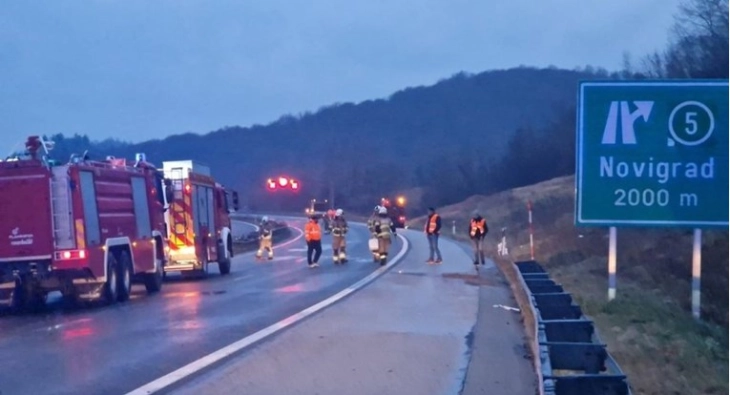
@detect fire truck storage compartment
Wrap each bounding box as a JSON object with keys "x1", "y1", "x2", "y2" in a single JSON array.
[
  {"x1": 0, "y1": 166, "x2": 54, "y2": 279},
  {"x1": 192, "y1": 183, "x2": 216, "y2": 260}
]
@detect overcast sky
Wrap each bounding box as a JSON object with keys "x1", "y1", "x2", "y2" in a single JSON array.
[{"x1": 0, "y1": 0, "x2": 680, "y2": 153}]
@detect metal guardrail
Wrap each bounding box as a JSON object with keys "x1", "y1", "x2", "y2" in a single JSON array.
[
  {"x1": 231, "y1": 216, "x2": 290, "y2": 244},
  {"x1": 514, "y1": 260, "x2": 632, "y2": 395}
]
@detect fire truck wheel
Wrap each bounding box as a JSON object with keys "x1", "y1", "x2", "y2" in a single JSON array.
[
  {"x1": 216, "y1": 238, "x2": 232, "y2": 275},
  {"x1": 144, "y1": 259, "x2": 163, "y2": 293},
  {"x1": 103, "y1": 254, "x2": 119, "y2": 304},
  {"x1": 117, "y1": 251, "x2": 133, "y2": 302},
  {"x1": 10, "y1": 278, "x2": 45, "y2": 313},
  {"x1": 218, "y1": 259, "x2": 231, "y2": 275}
]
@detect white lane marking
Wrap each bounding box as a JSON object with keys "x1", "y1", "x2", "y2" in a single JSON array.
[
  {"x1": 233, "y1": 220, "x2": 260, "y2": 232},
  {"x1": 125, "y1": 233, "x2": 410, "y2": 395},
  {"x1": 238, "y1": 226, "x2": 304, "y2": 257},
  {"x1": 272, "y1": 226, "x2": 304, "y2": 250}
]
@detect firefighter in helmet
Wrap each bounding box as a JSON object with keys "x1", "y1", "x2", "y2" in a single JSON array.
[
  {"x1": 256, "y1": 216, "x2": 274, "y2": 260},
  {"x1": 331, "y1": 209, "x2": 348, "y2": 264},
  {"x1": 367, "y1": 205, "x2": 381, "y2": 262},
  {"x1": 372, "y1": 206, "x2": 396, "y2": 266}
]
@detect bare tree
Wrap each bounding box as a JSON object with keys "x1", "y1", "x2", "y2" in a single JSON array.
[{"x1": 644, "y1": 0, "x2": 729, "y2": 78}]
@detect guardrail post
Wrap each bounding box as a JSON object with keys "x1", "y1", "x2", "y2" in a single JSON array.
[
  {"x1": 608, "y1": 226, "x2": 617, "y2": 301},
  {"x1": 691, "y1": 228, "x2": 702, "y2": 320}
]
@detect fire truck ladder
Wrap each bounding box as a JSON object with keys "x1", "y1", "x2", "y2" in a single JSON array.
[
  {"x1": 169, "y1": 168, "x2": 189, "y2": 248},
  {"x1": 50, "y1": 166, "x2": 74, "y2": 249}
]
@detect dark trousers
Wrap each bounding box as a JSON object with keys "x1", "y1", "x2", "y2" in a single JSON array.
[
  {"x1": 427, "y1": 233, "x2": 442, "y2": 261},
  {"x1": 471, "y1": 236, "x2": 485, "y2": 264},
  {"x1": 307, "y1": 240, "x2": 322, "y2": 264}
]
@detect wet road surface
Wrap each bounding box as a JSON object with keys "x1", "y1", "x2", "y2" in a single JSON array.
[{"x1": 0, "y1": 218, "x2": 402, "y2": 395}]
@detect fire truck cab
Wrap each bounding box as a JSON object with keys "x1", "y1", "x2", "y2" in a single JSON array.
[
  {"x1": 161, "y1": 160, "x2": 238, "y2": 277},
  {"x1": 0, "y1": 136, "x2": 166, "y2": 310}
]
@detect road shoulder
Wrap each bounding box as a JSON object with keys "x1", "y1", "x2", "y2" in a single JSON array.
[{"x1": 459, "y1": 263, "x2": 538, "y2": 395}]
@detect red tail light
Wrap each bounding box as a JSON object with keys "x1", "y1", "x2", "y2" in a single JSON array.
[{"x1": 55, "y1": 249, "x2": 87, "y2": 260}]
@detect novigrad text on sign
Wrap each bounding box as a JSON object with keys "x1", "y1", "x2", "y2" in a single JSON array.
[{"x1": 599, "y1": 156, "x2": 716, "y2": 184}]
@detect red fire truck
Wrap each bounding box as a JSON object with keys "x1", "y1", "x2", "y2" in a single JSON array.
[
  {"x1": 0, "y1": 136, "x2": 168, "y2": 310},
  {"x1": 161, "y1": 160, "x2": 238, "y2": 277}
]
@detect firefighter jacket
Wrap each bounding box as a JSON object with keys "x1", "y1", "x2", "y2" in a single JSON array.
[
  {"x1": 469, "y1": 216, "x2": 488, "y2": 239},
  {"x1": 425, "y1": 213, "x2": 442, "y2": 235},
  {"x1": 367, "y1": 214, "x2": 377, "y2": 233},
  {"x1": 305, "y1": 221, "x2": 322, "y2": 242},
  {"x1": 372, "y1": 215, "x2": 395, "y2": 239},
  {"x1": 331, "y1": 216, "x2": 348, "y2": 237},
  {"x1": 259, "y1": 221, "x2": 274, "y2": 239}
]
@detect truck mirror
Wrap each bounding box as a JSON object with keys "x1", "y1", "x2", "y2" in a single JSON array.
[
  {"x1": 231, "y1": 191, "x2": 239, "y2": 211},
  {"x1": 165, "y1": 183, "x2": 174, "y2": 204}
]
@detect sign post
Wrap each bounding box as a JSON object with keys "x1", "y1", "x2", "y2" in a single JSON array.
[{"x1": 576, "y1": 81, "x2": 728, "y2": 312}]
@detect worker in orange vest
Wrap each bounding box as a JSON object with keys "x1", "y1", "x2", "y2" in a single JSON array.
[
  {"x1": 425, "y1": 207, "x2": 442, "y2": 264},
  {"x1": 469, "y1": 210, "x2": 488, "y2": 269},
  {"x1": 304, "y1": 214, "x2": 323, "y2": 268}
]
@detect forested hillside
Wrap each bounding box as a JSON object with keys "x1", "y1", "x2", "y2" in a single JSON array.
[
  {"x1": 42, "y1": 66, "x2": 612, "y2": 212},
  {"x1": 36, "y1": 0, "x2": 728, "y2": 214}
]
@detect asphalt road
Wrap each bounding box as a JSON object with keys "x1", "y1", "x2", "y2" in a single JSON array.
[{"x1": 0, "y1": 217, "x2": 401, "y2": 395}]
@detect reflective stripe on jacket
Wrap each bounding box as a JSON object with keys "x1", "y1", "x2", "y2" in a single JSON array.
[
  {"x1": 331, "y1": 217, "x2": 348, "y2": 236},
  {"x1": 373, "y1": 217, "x2": 394, "y2": 238}
]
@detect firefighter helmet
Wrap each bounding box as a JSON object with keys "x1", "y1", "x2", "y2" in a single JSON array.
[
  {"x1": 335, "y1": 209, "x2": 343, "y2": 216},
  {"x1": 262, "y1": 216, "x2": 269, "y2": 222},
  {"x1": 378, "y1": 206, "x2": 387, "y2": 215}
]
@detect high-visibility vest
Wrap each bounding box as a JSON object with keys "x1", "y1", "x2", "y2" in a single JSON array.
[
  {"x1": 425, "y1": 214, "x2": 439, "y2": 233},
  {"x1": 305, "y1": 222, "x2": 322, "y2": 241},
  {"x1": 470, "y1": 218, "x2": 486, "y2": 237}
]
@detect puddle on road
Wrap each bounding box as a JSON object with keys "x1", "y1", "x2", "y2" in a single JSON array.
[
  {"x1": 164, "y1": 290, "x2": 228, "y2": 298},
  {"x1": 201, "y1": 290, "x2": 227, "y2": 296}
]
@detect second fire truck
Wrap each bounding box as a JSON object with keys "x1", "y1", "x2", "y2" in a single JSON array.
[{"x1": 161, "y1": 160, "x2": 238, "y2": 277}]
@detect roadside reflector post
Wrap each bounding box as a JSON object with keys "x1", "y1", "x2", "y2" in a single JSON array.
[
  {"x1": 608, "y1": 226, "x2": 617, "y2": 301},
  {"x1": 452, "y1": 220, "x2": 456, "y2": 235},
  {"x1": 692, "y1": 228, "x2": 702, "y2": 320},
  {"x1": 528, "y1": 200, "x2": 535, "y2": 260}
]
